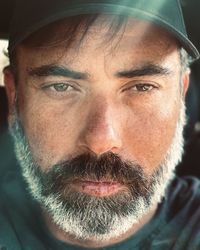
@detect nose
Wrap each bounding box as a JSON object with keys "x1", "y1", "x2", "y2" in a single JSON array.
[{"x1": 78, "y1": 99, "x2": 122, "y2": 156}]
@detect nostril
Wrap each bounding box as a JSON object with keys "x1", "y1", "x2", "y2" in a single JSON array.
[{"x1": 79, "y1": 129, "x2": 122, "y2": 156}]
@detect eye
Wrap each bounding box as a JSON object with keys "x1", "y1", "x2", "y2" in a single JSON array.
[
  {"x1": 41, "y1": 81, "x2": 81, "y2": 100},
  {"x1": 45, "y1": 83, "x2": 74, "y2": 92},
  {"x1": 124, "y1": 82, "x2": 157, "y2": 93},
  {"x1": 134, "y1": 84, "x2": 154, "y2": 92}
]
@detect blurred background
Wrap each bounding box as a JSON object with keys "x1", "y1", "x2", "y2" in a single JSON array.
[{"x1": 0, "y1": 40, "x2": 8, "y2": 85}]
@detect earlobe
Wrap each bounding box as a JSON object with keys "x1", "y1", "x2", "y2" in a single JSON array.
[
  {"x1": 182, "y1": 69, "x2": 190, "y2": 97},
  {"x1": 3, "y1": 66, "x2": 17, "y2": 114}
]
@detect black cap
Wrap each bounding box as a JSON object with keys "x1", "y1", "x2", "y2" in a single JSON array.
[
  {"x1": 0, "y1": 0, "x2": 14, "y2": 39},
  {"x1": 8, "y1": 0, "x2": 200, "y2": 60}
]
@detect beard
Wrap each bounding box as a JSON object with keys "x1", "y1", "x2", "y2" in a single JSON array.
[{"x1": 9, "y1": 100, "x2": 186, "y2": 241}]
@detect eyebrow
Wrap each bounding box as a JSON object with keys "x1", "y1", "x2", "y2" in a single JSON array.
[
  {"x1": 27, "y1": 63, "x2": 172, "y2": 81},
  {"x1": 116, "y1": 64, "x2": 172, "y2": 78},
  {"x1": 27, "y1": 65, "x2": 88, "y2": 80}
]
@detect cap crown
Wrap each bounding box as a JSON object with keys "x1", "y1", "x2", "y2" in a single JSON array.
[{"x1": 9, "y1": 0, "x2": 199, "y2": 59}]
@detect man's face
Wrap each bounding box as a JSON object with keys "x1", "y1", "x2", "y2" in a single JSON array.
[{"x1": 6, "y1": 16, "x2": 188, "y2": 242}]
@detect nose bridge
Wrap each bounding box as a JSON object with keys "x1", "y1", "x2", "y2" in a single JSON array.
[
  {"x1": 80, "y1": 96, "x2": 122, "y2": 155},
  {"x1": 89, "y1": 98, "x2": 112, "y2": 131}
]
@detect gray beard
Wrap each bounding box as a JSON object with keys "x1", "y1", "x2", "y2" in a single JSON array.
[{"x1": 9, "y1": 100, "x2": 186, "y2": 241}]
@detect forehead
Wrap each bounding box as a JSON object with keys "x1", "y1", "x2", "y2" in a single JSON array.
[{"x1": 16, "y1": 15, "x2": 180, "y2": 70}]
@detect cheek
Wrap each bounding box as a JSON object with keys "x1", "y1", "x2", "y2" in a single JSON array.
[
  {"x1": 19, "y1": 101, "x2": 84, "y2": 168},
  {"x1": 123, "y1": 98, "x2": 181, "y2": 173}
]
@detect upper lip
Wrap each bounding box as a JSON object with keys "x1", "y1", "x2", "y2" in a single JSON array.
[{"x1": 72, "y1": 178, "x2": 126, "y2": 185}]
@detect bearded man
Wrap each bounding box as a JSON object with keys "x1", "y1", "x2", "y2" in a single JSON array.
[{"x1": 1, "y1": 0, "x2": 200, "y2": 249}]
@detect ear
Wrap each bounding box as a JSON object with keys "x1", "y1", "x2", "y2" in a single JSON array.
[
  {"x1": 3, "y1": 66, "x2": 17, "y2": 115},
  {"x1": 181, "y1": 68, "x2": 190, "y2": 98}
]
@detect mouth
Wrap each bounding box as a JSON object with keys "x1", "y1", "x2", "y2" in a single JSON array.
[{"x1": 70, "y1": 179, "x2": 125, "y2": 197}]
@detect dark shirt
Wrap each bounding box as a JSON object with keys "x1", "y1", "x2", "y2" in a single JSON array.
[{"x1": 0, "y1": 168, "x2": 200, "y2": 250}]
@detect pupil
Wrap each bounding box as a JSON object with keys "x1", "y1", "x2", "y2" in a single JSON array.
[{"x1": 55, "y1": 84, "x2": 67, "y2": 91}]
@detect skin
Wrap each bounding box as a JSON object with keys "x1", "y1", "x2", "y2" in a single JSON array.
[{"x1": 4, "y1": 17, "x2": 189, "y2": 247}]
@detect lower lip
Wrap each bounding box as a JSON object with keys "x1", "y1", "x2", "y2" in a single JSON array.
[{"x1": 71, "y1": 181, "x2": 123, "y2": 197}]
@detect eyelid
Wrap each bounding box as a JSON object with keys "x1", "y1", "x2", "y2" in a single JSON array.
[
  {"x1": 133, "y1": 83, "x2": 156, "y2": 89},
  {"x1": 122, "y1": 80, "x2": 159, "y2": 92},
  {"x1": 41, "y1": 81, "x2": 79, "y2": 91},
  {"x1": 39, "y1": 81, "x2": 83, "y2": 100}
]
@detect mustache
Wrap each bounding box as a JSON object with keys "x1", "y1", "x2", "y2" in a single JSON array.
[
  {"x1": 46, "y1": 152, "x2": 146, "y2": 182},
  {"x1": 39, "y1": 152, "x2": 155, "y2": 196}
]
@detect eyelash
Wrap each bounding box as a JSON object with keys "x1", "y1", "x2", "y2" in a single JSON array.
[
  {"x1": 42, "y1": 82, "x2": 77, "y2": 92},
  {"x1": 124, "y1": 83, "x2": 157, "y2": 93}
]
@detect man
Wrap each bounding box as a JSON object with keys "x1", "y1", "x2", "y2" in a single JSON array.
[{"x1": 1, "y1": 0, "x2": 200, "y2": 249}]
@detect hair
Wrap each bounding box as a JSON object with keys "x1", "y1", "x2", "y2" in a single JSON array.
[
  {"x1": 8, "y1": 14, "x2": 191, "y2": 80},
  {"x1": 180, "y1": 47, "x2": 192, "y2": 73}
]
